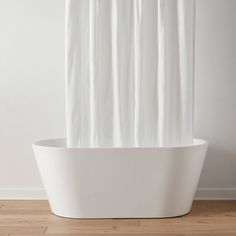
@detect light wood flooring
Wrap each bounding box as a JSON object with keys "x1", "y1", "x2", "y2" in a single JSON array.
[{"x1": 0, "y1": 200, "x2": 236, "y2": 235}]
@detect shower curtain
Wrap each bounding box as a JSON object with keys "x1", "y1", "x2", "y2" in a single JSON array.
[{"x1": 65, "y1": 0, "x2": 195, "y2": 148}]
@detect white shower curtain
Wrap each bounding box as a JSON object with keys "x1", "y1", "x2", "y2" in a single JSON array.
[{"x1": 65, "y1": 0, "x2": 195, "y2": 148}]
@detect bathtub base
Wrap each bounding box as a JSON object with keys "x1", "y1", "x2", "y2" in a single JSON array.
[{"x1": 33, "y1": 139, "x2": 208, "y2": 218}]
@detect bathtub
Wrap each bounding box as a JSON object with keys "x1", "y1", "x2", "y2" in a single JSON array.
[{"x1": 32, "y1": 138, "x2": 208, "y2": 218}]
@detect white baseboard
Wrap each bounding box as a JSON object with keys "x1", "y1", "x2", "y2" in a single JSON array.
[
  {"x1": 0, "y1": 188, "x2": 47, "y2": 200},
  {"x1": 195, "y1": 187, "x2": 236, "y2": 200},
  {"x1": 0, "y1": 187, "x2": 235, "y2": 200}
]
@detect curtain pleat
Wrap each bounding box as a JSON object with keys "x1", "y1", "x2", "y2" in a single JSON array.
[{"x1": 66, "y1": 0, "x2": 195, "y2": 147}]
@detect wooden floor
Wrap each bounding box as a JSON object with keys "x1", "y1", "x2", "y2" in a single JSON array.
[{"x1": 0, "y1": 201, "x2": 235, "y2": 235}]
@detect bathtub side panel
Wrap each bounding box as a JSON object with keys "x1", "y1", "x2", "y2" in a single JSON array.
[{"x1": 33, "y1": 144, "x2": 208, "y2": 218}]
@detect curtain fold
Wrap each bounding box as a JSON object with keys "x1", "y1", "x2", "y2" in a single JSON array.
[{"x1": 65, "y1": 0, "x2": 195, "y2": 148}]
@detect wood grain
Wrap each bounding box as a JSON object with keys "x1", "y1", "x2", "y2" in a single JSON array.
[{"x1": 0, "y1": 200, "x2": 235, "y2": 235}]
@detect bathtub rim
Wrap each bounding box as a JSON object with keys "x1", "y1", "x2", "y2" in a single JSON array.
[{"x1": 32, "y1": 138, "x2": 208, "y2": 150}]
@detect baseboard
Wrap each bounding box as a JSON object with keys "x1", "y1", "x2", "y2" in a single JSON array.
[
  {"x1": 195, "y1": 187, "x2": 236, "y2": 200},
  {"x1": 0, "y1": 188, "x2": 47, "y2": 200},
  {"x1": 0, "y1": 187, "x2": 235, "y2": 200}
]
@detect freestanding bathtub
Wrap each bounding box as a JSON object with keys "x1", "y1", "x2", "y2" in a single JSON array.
[{"x1": 32, "y1": 138, "x2": 208, "y2": 218}]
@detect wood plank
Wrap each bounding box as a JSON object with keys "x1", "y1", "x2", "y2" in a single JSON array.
[
  {"x1": 10, "y1": 234, "x2": 236, "y2": 236},
  {"x1": 0, "y1": 218, "x2": 139, "y2": 228},
  {"x1": 45, "y1": 225, "x2": 236, "y2": 234},
  {"x1": 0, "y1": 226, "x2": 46, "y2": 234}
]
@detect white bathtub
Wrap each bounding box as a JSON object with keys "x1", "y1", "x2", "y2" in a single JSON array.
[{"x1": 32, "y1": 138, "x2": 208, "y2": 218}]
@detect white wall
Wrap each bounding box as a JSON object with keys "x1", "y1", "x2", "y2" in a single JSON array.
[
  {"x1": 195, "y1": 0, "x2": 236, "y2": 198},
  {"x1": 0, "y1": 0, "x2": 235, "y2": 199},
  {"x1": 0, "y1": 0, "x2": 65, "y2": 197}
]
